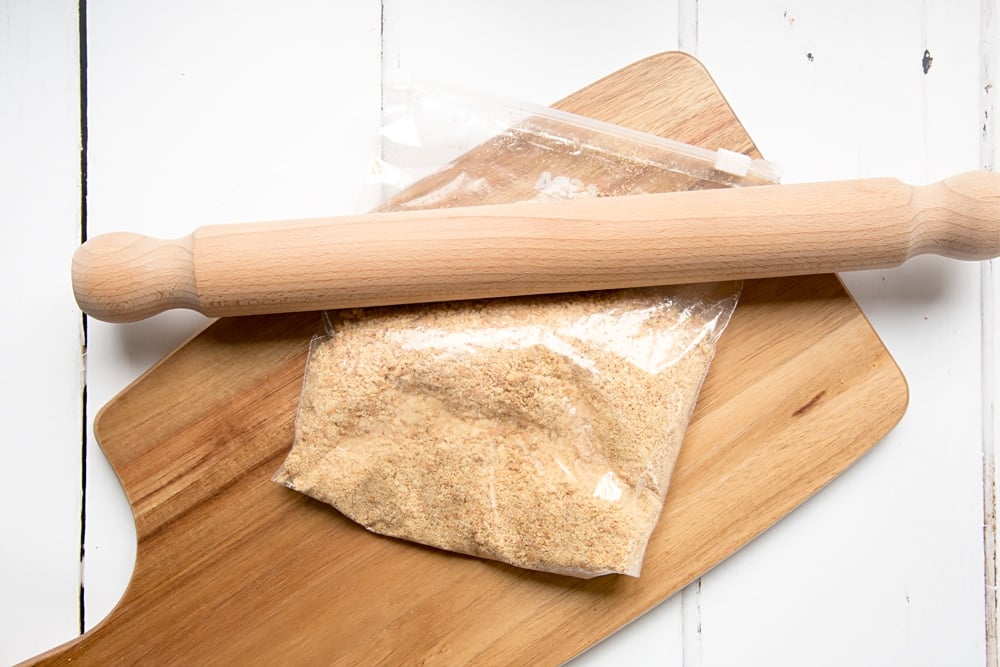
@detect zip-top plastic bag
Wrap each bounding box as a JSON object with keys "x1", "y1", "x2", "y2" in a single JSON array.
[{"x1": 275, "y1": 84, "x2": 779, "y2": 577}]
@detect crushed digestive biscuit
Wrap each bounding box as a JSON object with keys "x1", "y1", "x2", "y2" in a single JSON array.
[{"x1": 274, "y1": 285, "x2": 736, "y2": 577}]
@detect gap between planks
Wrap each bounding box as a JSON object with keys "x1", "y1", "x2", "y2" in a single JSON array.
[
  {"x1": 681, "y1": 579, "x2": 703, "y2": 667},
  {"x1": 676, "y1": 3, "x2": 703, "y2": 665},
  {"x1": 984, "y1": 258, "x2": 998, "y2": 667},
  {"x1": 982, "y1": 1, "x2": 998, "y2": 665},
  {"x1": 77, "y1": 0, "x2": 91, "y2": 639},
  {"x1": 678, "y1": 0, "x2": 699, "y2": 56}
]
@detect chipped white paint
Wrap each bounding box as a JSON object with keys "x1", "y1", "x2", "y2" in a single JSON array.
[
  {"x1": 985, "y1": 254, "x2": 998, "y2": 667},
  {"x1": 678, "y1": 0, "x2": 699, "y2": 55},
  {"x1": 0, "y1": 1, "x2": 995, "y2": 665},
  {"x1": 696, "y1": 3, "x2": 987, "y2": 666}
]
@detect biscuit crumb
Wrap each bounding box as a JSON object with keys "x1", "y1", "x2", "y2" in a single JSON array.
[{"x1": 275, "y1": 285, "x2": 734, "y2": 577}]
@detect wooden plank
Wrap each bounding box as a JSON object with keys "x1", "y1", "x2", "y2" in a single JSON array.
[
  {"x1": 383, "y1": 4, "x2": 693, "y2": 661},
  {"x1": 82, "y1": 0, "x2": 384, "y2": 631},
  {"x1": 23, "y1": 53, "x2": 908, "y2": 667},
  {"x1": 0, "y1": 1, "x2": 84, "y2": 664},
  {"x1": 382, "y1": 0, "x2": 679, "y2": 102},
  {"x1": 695, "y1": 2, "x2": 988, "y2": 665}
]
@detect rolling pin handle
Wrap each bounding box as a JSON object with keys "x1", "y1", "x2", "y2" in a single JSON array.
[
  {"x1": 72, "y1": 232, "x2": 199, "y2": 323},
  {"x1": 911, "y1": 170, "x2": 1000, "y2": 261}
]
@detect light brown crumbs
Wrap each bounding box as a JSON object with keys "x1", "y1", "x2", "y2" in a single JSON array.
[{"x1": 275, "y1": 286, "x2": 732, "y2": 577}]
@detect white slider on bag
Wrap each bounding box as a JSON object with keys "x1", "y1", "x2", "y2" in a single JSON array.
[{"x1": 714, "y1": 148, "x2": 753, "y2": 177}]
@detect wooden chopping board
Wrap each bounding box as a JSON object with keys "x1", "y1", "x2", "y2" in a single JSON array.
[{"x1": 28, "y1": 52, "x2": 908, "y2": 666}]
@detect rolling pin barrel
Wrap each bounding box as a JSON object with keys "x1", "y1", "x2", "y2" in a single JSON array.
[{"x1": 72, "y1": 170, "x2": 1000, "y2": 323}]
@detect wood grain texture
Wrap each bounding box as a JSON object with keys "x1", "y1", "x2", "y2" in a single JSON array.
[
  {"x1": 24, "y1": 52, "x2": 908, "y2": 666},
  {"x1": 73, "y1": 171, "x2": 1000, "y2": 323}
]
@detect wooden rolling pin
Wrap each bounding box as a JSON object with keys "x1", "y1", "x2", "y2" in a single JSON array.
[{"x1": 73, "y1": 171, "x2": 1000, "y2": 323}]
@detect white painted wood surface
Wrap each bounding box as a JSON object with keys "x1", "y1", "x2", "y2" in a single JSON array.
[
  {"x1": 0, "y1": 1, "x2": 84, "y2": 663},
  {"x1": 0, "y1": 1, "x2": 995, "y2": 665}
]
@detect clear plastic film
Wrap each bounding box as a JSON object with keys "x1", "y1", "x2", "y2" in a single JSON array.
[
  {"x1": 365, "y1": 82, "x2": 781, "y2": 208},
  {"x1": 275, "y1": 84, "x2": 780, "y2": 578}
]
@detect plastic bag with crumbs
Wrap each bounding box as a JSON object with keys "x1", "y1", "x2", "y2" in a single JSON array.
[{"x1": 274, "y1": 84, "x2": 780, "y2": 578}]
